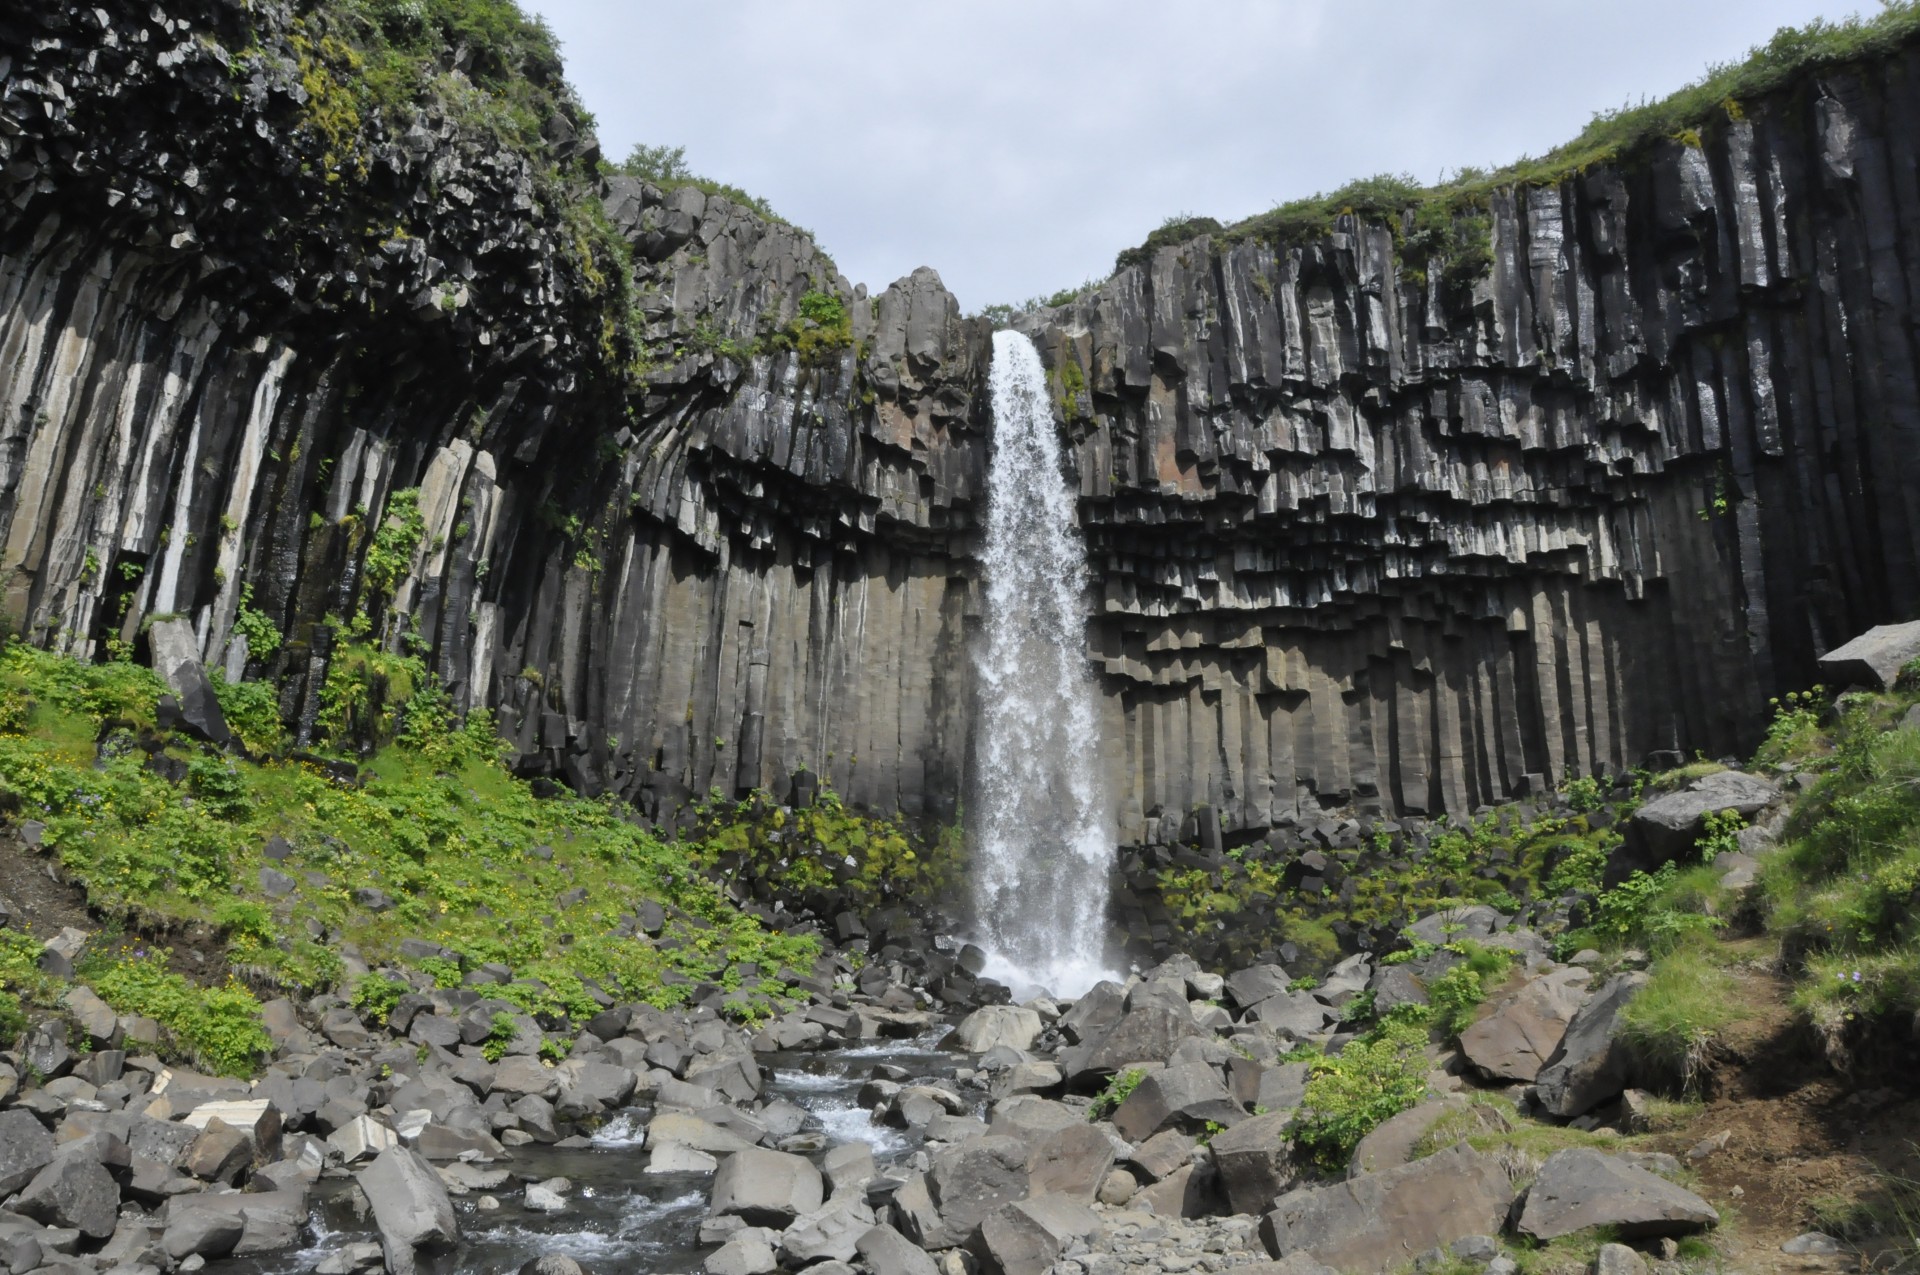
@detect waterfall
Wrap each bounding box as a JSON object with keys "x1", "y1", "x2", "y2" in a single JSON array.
[{"x1": 970, "y1": 329, "x2": 1115, "y2": 999}]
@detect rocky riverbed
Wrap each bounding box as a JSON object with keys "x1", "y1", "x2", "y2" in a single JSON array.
[{"x1": 0, "y1": 841, "x2": 1822, "y2": 1275}]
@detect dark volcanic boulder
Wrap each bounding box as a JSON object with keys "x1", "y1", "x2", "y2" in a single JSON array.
[{"x1": 1517, "y1": 1148, "x2": 1718, "y2": 1239}]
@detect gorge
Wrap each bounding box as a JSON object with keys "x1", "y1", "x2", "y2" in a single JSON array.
[
  {"x1": 7, "y1": 5, "x2": 1920, "y2": 1275},
  {"x1": 7, "y1": 0, "x2": 1920, "y2": 884}
]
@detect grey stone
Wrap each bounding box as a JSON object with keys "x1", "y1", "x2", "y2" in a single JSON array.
[
  {"x1": 1110, "y1": 1061, "x2": 1244, "y2": 1143},
  {"x1": 1224, "y1": 964, "x2": 1294, "y2": 1010},
  {"x1": 949, "y1": 1005, "x2": 1044, "y2": 1053},
  {"x1": 777, "y1": 1196, "x2": 874, "y2": 1265},
  {"x1": 858, "y1": 1223, "x2": 941, "y2": 1275},
  {"x1": 969, "y1": 1195, "x2": 1101, "y2": 1275},
  {"x1": 357, "y1": 1147, "x2": 459, "y2": 1275},
  {"x1": 1625, "y1": 771, "x2": 1780, "y2": 871},
  {"x1": 1211, "y1": 1111, "x2": 1298, "y2": 1215},
  {"x1": 705, "y1": 1232, "x2": 776, "y2": 1275},
  {"x1": 1516, "y1": 1149, "x2": 1718, "y2": 1240},
  {"x1": 1818, "y1": 622, "x2": 1920, "y2": 689},
  {"x1": 1781, "y1": 1233, "x2": 1844, "y2": 1256},
  {"x1": 925, "y1": 1135, "x2": 1032, "y2": 1245},
  {"x1": 1459, "y1": 967, "x2": 1592, "y2": 1083},
  {"x1": 14, "y1": 1153, "x2": 121, "y2": 1239},
  {"x1": 1025, "y1": 1123, "x2": 1115, "y2": 1200},
  {"x1": 1534, "y1": 974, "x2": 1649, "y2": 1119},
  {"x1": 161, "y1": 1209, "x2": 245, "y2": 1261},
  {"x1": 1592, "y1": 1243, "x2": 1647, "y2": 1275},
  {"x1": 149, "y1": 619, "x2": 230, "y2": 745},
  {"x1": 0, "y1": 1108, "x2": 56, "y2": 1194},
  {"x1": 1260, "y1": 1144, "x2": 1516, "y2": 1275},
  {"x1": 709, "y1": 1148, "x2": 824, "y2": 1227}
]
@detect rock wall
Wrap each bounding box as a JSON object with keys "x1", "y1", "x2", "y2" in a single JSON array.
[{"x1": 3, "y1": 3, "x2": 1919, "y2": 849}]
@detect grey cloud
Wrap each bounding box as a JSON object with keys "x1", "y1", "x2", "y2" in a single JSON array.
[{"x1": 532, "y1": 0, "x2": 1867, "y2": 309}]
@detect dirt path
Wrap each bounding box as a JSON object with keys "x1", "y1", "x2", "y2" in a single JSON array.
[{"x1": 1656, "y1": 967, "x2": 1919, "y2": 1272}]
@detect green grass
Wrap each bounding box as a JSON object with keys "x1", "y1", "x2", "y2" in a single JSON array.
[
  {"x1": 1088, "y1": 1067, "x2": 1147, "y2": 1121},
  {"x1": 1618, "y1": 939, "x2": 1742, "y2": 1094},
  {"x1": 82, "y1": 948, "x2": 273, "y2": 1078},
  {"x1": 0, "y1": 641, "x2": 829, "y2": 1026}
]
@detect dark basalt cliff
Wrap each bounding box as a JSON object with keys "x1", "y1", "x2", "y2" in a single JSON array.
[{"x1": 2, "y1": 0, "x2": 1917, "y2": 852}]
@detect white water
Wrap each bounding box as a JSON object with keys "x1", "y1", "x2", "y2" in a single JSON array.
[{"x1": 970, "y1": 330, "x2": 1117, "y2": 1000}]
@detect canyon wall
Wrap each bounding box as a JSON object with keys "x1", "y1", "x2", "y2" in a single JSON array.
[{"x1": 3, "y1": 0, "x2": 1918, "y2": 849}]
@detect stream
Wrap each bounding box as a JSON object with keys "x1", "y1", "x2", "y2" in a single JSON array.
[{"x1": 212, "y1": 1033, "x2": 962, "y2": 1275}]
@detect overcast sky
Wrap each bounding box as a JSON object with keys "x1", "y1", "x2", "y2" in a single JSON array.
[{"x1": 527, "y1": 1, "x2": 1869, "y2": 310}]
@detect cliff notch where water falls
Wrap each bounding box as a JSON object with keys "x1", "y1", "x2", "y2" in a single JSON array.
[{"x1": 3, "y1": 0, "x2": 1919, "y2": 864}]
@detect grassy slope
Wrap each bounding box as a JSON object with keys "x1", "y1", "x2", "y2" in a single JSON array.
[{"x1": 0, "y1": 641, "x2": 829, "y2": 1074}]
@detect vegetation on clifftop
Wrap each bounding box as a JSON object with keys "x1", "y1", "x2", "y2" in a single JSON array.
[{"x1": 1109, "y1": 3, "x2": 1920, "y2": 279}]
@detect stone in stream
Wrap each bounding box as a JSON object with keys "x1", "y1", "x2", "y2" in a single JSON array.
[
  {"x1": 709, "y1": 1148, "x2": 824, "y2": 1227},
  {"x1": 948, "y1": 1005, "x2": 1044, "y2": 1053},
  {"x1": 1516, "y1": 1148, "x2": 1719, "y2": 1240},
  {"x1": 704, "y1": 1231, "x2": 777, "y2": 1275},
  {"x1": 823, "y1": 1142, "x2": 875, "y2": 1198},
  {"x1": 1260, "y1": 1144, "x2": 1516, "y2": 1275},
  {"x1": 777, "y1": 1196, "x2": 875, "y2": 1264},
  {"x1": 161, "y1": 1208, "x2": 245, "y2": 1261},
  {"x1": 356, "y1": 1146, "x2": 459, "y2": 1275},
  {"x1": 182, "y1": 1118, "x2": 254, "y2": 1183},
  {"x1": 164, "y1": 1190, "x2": 310, "y2": 1256}
]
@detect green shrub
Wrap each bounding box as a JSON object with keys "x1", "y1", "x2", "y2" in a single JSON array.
[
  {"x1": 1088, "y1": 1067, "x2": 1147, "y2": 1120},
  {"x1": 616, "y1": 142, "x2": 786, "y2": 223},
  {"x1": 188, "y1": 755, "x2": 251, "y2": 821},
  {"x1": 362, "y1": 488, "x2": 425, "y2": 602},
  {"x1": 1697, "y1": 808, "x2": 1745, "y2": 861},
  {"x1": 208, "y1": 672, "x2": 286, "y2": 756},
  {"x1": 480, "y1": 1009, "x2": 519, "y2": 1062},
  {"x1": 232, "y1": 585, "x2": 283, "y2": 663},
  {"x1": 88, "y1": 952, "x2": 271, "y2": 1077},
  {"x1": 0, "y1": 991, "x2": 23, "y2": 1046},
  {"x1": 1424, "y1": 942, "x2": 1514, "y2": 1037},
  {"x1": 351, "y1": 972, "x2": 410, "y2": 1022},
  {"x1": 1756, "y1": 687, "x2": 1827, "y2": 765},
  {"x1": 1289, "y1": 1017, "x2": 1432, "y2": 1171}
]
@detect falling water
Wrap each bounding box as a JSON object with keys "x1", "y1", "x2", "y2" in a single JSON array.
[{"x1": 970, "y1": 329, "x2": 1115, "y2": 999}]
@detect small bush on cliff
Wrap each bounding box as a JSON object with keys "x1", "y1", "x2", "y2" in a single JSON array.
[{"x1": 616, "y1": 142, "x2": 786, "y2": 223}]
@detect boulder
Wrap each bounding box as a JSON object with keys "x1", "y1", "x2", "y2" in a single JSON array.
[
  {"x1": 949, "y1": 1006, "x2": 1044, "y2": 1053},
  {"x1": 1458, "y1": 967, "x2": 1592, "y2": 1083},
  {"x1": 357, "y1": 1147, "x2": 459, "y2": 1275},
  {"x1": 989, "y1": 1096, "x2": 1082, "y2": 1143},
  {"x1": 489, "y1": 1055, "x2": 560, "y2": 1099},
  {"x1": 1110, "y1": 1061, "x2": 1244, "y2": 1143},
  {"x1": 649, "y1": 1111, "x2": 758, "y2": 1154},
  {"x1": 1127, "y1": 1129, "x2": 1199, "y2": 1182},
  {"x1": 1057, "y1": 981, "x2": 1127, "y2": 1044},
  {"x1": 182, "y1": 1117, "x2": 254, "y2": 1182},
  {"x1": 1135, "y1": 1159, "x2": 1217, "y2": 1218},
  {"x1": 14, "y1": 1152, "x2": 121, "y2": 1239},
  {"x1": 161, "y1": 1208, "x2": 245, "y2": 1261},
  {"x1": 1061, "y1": 1004, "x2": 1201, "y2": 1079},
  {"x1": 1624, "y1": 772, "x2": 1779, "y2": 873},
  {"x1": 705, "y1": 1231, "x2": 778, "y2": 1275},
  {"x1": 165, "y1": 1190, "x2": 310, "y2": 1257},
  {"x1": 1210, "y1": 1112, "x2": 1298, "y2": 1215},
  {"x1": 1534, "y1": 973, "x2": 1649, "y2": 1119},
  {"x1": 148, "y1": 618, "x2": 230, "y2": 744},
  {"x1": 1817, "y1": 621, "x2": 1920, "y2": 689},
  {"x1": 857, "y1": 1223, "x2": 940, "y2": 1275},
  {"x1": 1407, "y1": 906, "x2": 1503, "y2": 945},
  {"x1": 1349, "y1": 1100, "x2": 1466, "y2": 1177},
  {"x1": 777, "y1": 1197, "x2": 874, "y2": 1265},
  {"x1": 709, "y1": 1148, "x2": 824, "y2": 1227},
  {"x1": 1224, "y1": 964, "x2": 1294, "y2": 1010},
  {"x1": 1260, "y1": 1144, "x2": 1516, "y2": 1275},
  {"x1": 62, "y1": 986, "x2": 121, "y2": 1048},
  {"x1": 1025, "y1": 1123, "x2": 1115, "y2": 1200},
  {"x1": 0, "y1": 1108, "x2": 55, "y2": 1194},
  {"x1": 970, "y1": 1195, "x2": 1101, "y2": 1275},
  {"x1": 823, "y1": 1142, "x2": 875, "y2": 1198},
  {"x1": 1246, "y1": 991, "x2": 1335, "y2": 1038},
  {"x1": 1516, "y1": 1149, "x2": 1718, "y2": 1240},
  {"x1": 926, "y1": 1135, "x2": 1032, "y2": 1244}
]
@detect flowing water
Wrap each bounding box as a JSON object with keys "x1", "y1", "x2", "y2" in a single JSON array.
[
  {"x1": 970, "y1": 329, "x2": 1117, "y2": 999},
  {"x1": 213, "y1": 1035, "x2": 959, "y2": 1275}
]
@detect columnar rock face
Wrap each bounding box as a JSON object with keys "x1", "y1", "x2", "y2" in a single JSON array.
[{"x1": 3, "y1": 0, "x2": 1919, "y2": 847}]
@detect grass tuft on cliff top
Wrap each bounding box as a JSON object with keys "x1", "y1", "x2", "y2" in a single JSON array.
[{"x1": 1112, "y1": 1, "x2": 1920, "y2": 270}]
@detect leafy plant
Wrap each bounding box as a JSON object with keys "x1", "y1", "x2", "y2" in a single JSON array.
[
  {"x1": 87, "y1": 952, "x2": 271, "y2": 1077},
  {"x1": 1424, "y1": 942, "x2": 1514, "y2": 1037},
  {"x1": 351, "y1": 972, "x2": 410, "y2": 1023},
  {"x1": 1088, "y1": 1067, "x2": 1147, "y2": 1120},
  {"x1": 1289, "y1": 1017, "x2": 1431, "y2": 1170},
  {"x1": 232, "y1": 585, "x2": 283, "y2": 662},
  {"x1": 480, "y1": 1009, "x2": 519, "y2": 1061}
]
